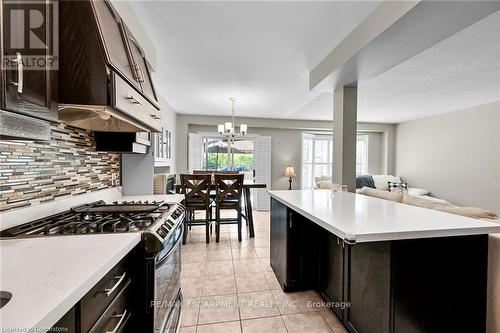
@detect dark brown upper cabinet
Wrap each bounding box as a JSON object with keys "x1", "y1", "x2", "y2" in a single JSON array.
[
  {"x1": 0, "y1": 0, "x2": 57, "y2": 140},
  {"x1": 91, "y1": 0, "x2": 137, "y2": 87},
  {"x1": 123, "y1": 24, "x2": 158, "y2": 106},
  {"x1": 58, "y1": 0, "x2": 161, "y2": 133},
  {"x1": 91, "y1": 1, "x2": 158, "y2": 107}
]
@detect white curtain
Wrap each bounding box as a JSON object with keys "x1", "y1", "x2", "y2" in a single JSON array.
[
  {"x1": 254, "y1": 136, "x2": 272, "y2": 211},
  {"x1": 187, "y1": 133, "x2": 202, "y2": 173}
]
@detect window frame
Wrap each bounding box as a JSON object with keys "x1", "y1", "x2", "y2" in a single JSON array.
[
  {"x1": 356, "y1": 134, "x2": 370, "y2": 175},
  {"x1": 301, "y1": 133, "x2": 333, "y2": 189}
]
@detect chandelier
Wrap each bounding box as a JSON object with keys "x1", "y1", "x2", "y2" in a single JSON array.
[{"x1": 217, "y1": 98, "x2": 247, "y2": 137}]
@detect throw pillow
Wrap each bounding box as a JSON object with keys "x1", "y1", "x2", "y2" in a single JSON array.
[
  {"x1": 388, "y1": 182, "x2": 408, "y2": 195},
  {"x1": 356, "y1": 175, "x2": 376, "y2": 189},
  {"x1": 317, "y1": 181, "x2": 333, "y2": 189}
]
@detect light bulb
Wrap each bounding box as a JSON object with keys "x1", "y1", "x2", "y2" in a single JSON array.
[
  {"x1": 240, "y1": 124, "x2": 247, "y2": 135},
  {"x1": 98, "y1": 111, "x2": 111, "y2": 120}
]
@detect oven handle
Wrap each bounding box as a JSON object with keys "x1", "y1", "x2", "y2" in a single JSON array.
[{"x1": 155, "y1": 223, "x2": 183, "y2": 268}]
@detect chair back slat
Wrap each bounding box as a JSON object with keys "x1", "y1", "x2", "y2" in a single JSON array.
[
  {"x1": 180, "y1": 174, "x2": 212, "y2": 204},
  {"x1": 215, "y1": 174, "x2": 244, "y2": 201}
]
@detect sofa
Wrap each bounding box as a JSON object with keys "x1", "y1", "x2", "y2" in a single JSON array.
[{"x1": 360, "y1": 187, "x2": 500, "y2": 333}]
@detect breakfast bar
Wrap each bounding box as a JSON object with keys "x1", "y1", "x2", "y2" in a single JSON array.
[{"x1": 268, "y1": 189, "x2": 500, "y2": 333}]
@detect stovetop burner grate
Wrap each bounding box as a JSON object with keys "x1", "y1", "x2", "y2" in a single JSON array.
[{"x1": 0, "y1": 200, "x2": 174, "y2": 237}]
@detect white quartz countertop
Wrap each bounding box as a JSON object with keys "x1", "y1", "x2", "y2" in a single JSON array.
[
  {"x1": 268, "y1": 189, "x2": 500, "y2": 243},
  {"x1": 0, "y1": 233, "x2": 141, "y2": 331}
]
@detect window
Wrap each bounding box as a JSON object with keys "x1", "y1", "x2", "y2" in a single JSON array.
[
  {"x1": 356, "y1": 134, "x2": 369, "y2": 175},
  {"x1": 301, "y1": 133, "x2": 370, "y2": 188},
  {"x1": 301, "y1": 133, "x2": 332, "y2": 189}
]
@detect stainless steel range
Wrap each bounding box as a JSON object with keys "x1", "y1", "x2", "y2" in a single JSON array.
[{"x1": 0, "y1": 200, "x2": 185, "y2": 333}]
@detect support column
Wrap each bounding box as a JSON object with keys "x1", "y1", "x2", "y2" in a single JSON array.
[{"x1": 332, "y1": 86, "x2": 357, "y2": 192}]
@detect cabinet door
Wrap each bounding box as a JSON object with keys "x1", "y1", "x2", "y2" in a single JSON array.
[
  {"x1": 270, "y1": 198, "x2": 288, "y2": 290},
  {"x1": 124, "y1": 24, "x2": 158, "y2": 105},
  {"x1": 319, "y1": 233, "x2": 345, "y2": 319},
  {"x1": 92, "y1": 0, "x2": 138, "y2": 86},
  {"x1": 1, "y1": 0, "x2": 57, "y2": 122},
  {"x1": 344, "y1": 242, "x2": 391, "y2": 333},
  {"x1": 286, "y1": 210, "x2": 307, "y2": 288}
]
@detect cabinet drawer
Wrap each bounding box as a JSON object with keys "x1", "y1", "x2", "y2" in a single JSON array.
[
  {"x1": 88, "y1": 279, "x2": 133, "y2": 333},
  {"x1": 113, "y1": 72, "x2": 162, "y2": 132},
  {"x1": 81, "y1": 259, "x2": 130, "y2": 333}
]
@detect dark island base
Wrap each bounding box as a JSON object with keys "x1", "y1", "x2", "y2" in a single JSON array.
[{"x1": 270, "y1": 198, "x2": 488, "y2": 333}]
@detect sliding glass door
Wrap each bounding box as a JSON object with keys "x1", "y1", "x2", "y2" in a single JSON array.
[{"x1": 201, "y1": 135, "x2": 255, "y2": 181}]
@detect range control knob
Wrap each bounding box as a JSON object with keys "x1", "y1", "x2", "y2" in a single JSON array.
[{"x1": 157, "y1": 226, "x2": 168, "y2": 238}]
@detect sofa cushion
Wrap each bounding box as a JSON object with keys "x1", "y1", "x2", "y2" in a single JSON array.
[
  {"x1": 361, "y1": 187, "x2": 404, "y2": 203},
  {"x1": 372, "y1": 175, "x2": 402, "y2": 190},
  {"x1": 407, "y1": 187, "x2": 430, "y2": 196},
  {"x1": 436, "y1": 206, "x2": 498, "y2": 220},
  {"x1": 403, "y1": 195, "x2": 498, "y2": 220},
  {"x1": 402, "y1": 195, "x2": 455, "y2": 210}
]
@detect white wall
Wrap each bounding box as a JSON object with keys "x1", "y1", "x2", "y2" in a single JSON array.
[
  {"x1": 395, "y1": 101, "x2": 500, "y2": 214},
  {"x1": 363, "y1": 132, "x2": 384, "y2": 175},
  {"x1": 176, "y1": 114, "x2": 395, "y2": 190}
]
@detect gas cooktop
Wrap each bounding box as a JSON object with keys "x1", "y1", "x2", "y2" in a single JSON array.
[{"x1": 0, "y1": 200, "x2": 181, "y2": 238}]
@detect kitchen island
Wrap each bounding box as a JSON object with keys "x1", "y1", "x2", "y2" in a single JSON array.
[{"x1": 269, "y1": 189, "x2": 500, "y2": 333}]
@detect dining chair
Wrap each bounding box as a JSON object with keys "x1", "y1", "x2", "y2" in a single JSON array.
[
  {"x1": 214, "y1": 174, "x2": 244, "y2": 242},
  {"x1": 180, "y1": 174, "x2": 213, "y2": 244}
]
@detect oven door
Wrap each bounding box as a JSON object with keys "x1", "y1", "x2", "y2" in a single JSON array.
[{"x1": 154, "y1": 223, "x2": 183, "y2": 333}]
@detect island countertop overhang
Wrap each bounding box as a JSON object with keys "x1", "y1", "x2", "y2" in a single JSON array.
[{"x1": 268, "y1": 189, "x2": 500, "y2": 243}]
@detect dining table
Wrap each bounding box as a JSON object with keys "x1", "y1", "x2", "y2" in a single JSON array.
[{"x1": 175, "y1": 180, "x2": 267, "y2": 238}]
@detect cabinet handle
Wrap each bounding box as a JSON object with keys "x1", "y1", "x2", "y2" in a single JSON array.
[
  {"x1": 126, "y1": 95, "x2": 141, "y2": 105},
  {"x1": 106, "y1": 309, "x2": 128, "y2": 333},
  {"x1": 10, "y1": 52, "x2": 23, "y2": 93},
  {"x1": 289, "y1": 212, "x2": 292, "y2": 229},
  {"x1": 102, "y1": 273, "x2": 126, "y2": 297}
]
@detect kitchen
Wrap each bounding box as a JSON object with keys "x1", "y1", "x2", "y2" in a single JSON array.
[{"x1": 1, "y1": 1, "x2": 500, "y2": 333}]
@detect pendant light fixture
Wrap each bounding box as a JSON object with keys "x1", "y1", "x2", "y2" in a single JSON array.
[{"x1": 218, "y1": 98, "x2": 247, "y2": 137}]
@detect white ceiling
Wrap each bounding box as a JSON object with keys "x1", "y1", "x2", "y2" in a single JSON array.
[
  {"x1": 129, "y1": 1, "x2": 380, "y2": 117},
  {"x1": 131, "y1": 2, "x2": 500, "y2": 124},
  {"x1": 356, "y1": 9, "x2": 500, "y2": 123}
]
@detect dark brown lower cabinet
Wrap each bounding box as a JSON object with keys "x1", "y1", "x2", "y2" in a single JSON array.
[
  {"x1": 49, "y1": 246, "x2": 143, "y2": 333},
  {"x1": 270, "y1": 198, "x2": 489, "y2": 333},
  {"x1": 270, "y1": 198, "x2": 314, "y2": 291},
  {"x1": 343, "y1": 242, "x2": 391, "y2": 333},
  {"x1": 317, "y1": 232, "x2": 345, "y2": 320}
]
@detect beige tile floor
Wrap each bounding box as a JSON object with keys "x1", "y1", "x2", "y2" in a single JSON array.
[{"x1": 180, "y1": 210, "x2": 348, "y2": 333}]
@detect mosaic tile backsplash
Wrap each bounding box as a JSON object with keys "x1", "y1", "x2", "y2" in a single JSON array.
[{"x1": 0, "y1": 123, "x2": 120, "y2": 212}]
